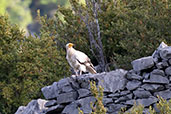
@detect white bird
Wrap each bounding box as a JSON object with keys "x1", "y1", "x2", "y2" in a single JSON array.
[{"x1": 66, "y1": 43, "x2": 97, "y2": 76}]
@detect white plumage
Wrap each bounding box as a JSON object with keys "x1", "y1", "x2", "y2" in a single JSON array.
[{"x1": 66, "y1": 43, "x2": 97, "y2": 76}]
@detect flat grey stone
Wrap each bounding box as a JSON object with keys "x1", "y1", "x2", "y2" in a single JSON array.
[
  {"x1": 58, "y1": 78, "x2": 70, "y2": 89},
  {"x1": 61, "y1": 85, "x2": 74, "y2": 93},
  {"x1": 62, "y1": 102, "x2": 78, "y2": 114},
  {"x1": 41, "y1": 82, "x2": 57, "y2": 100},
  {"x1": 165, "y1": 66, "x2": 171, "y2": 76},
  {"x1": 161, "y1": 60, "x2": 169, "y2": 67},
  {"x1": 133, "y1": 89, "x2": 152, "y2": 98},
  {"x1": 143, "y1": 73, "x2": 150, "y2": 79},
  {"x1": 115, "y1": 93, "x2": 132, "y2": 103},
  {"x1": 103, "y1": 98, "x2": 113, "y2": 105},
  {"x1": 93, "y1": 69, "x2": 127, "y2": 93},
  {"x1": 153, "y1": 57, "x2": 159, "y2": 64},
  {"x1": 151, "y1": 69, "x2": 165, "y2": 76},
  {"x1": 119, "y1": 90, "x2": 131, "y2": 96},
  {"x1": 156, "y1": 62, "x2": 163, "y2": 69},
  {"x1": 169, "y1": 59, "x2": 171, "y2": 65},
  {"x1": 125, "y1": 96, "x2": 158, "y2": 107},
  {"x1": 57, "y1": 78, "x2": 75, "y2": 93},
  {"x1": 52, "y1": 82, "x2": 60, "y2": 98},
  {"x1": 165, "y1": 83, "x2": 171, "y2": 89},
  {"x1": 75, "y1": 69, "x2": 127, "y2": 93},
  {"x1": 45, "y1": 104, "x2": 64, "y2": 114},
  {"x1": 124, "y1": 99, "x2": 136, "y2": 106},
  {"x1": 61, "y1": 96, "x2": 97, "y2": 114},
  {"x1": 15, "y1": 106, "x2": 26, "y2": 114},
  {"x1": 154, "y1": 89, "x2": 171, "y2": 100},
  {"x1": 126, "y1": 72, "x2": 143, "y2": 80},
  {"x1": 137, "y1": 96, "x2": 158, "y2": 107},
  {"x1": 143, "y1": 74, "x2": 169, "y2": 84},
  {"x1": 131, "y1": 56, "x2": 154, "y2": 71},
  {"x1": 76, "y1": 74, "x2": 94, "y2": 89},
  {"x1": 57, "y1": 92, "x2": 78, "y2": 104},
  {"x1": 18, "y1": 99, "x2": 48, "y2": 114},
  {"x1": 126, "y1": 80, "x2": 142, "y2": 90},
  {"x1": 142, "y1": 84, "x2": 164, "y2": 92},
  {"x1": 107, "y1": 93, "x2": 120, "y2": 98},
  {"x1": 159, "y1": 46, "x2": 171, "y2": 60},
  {"x1": 77, "y1": 89, "x2": 91, "y2": 99},
  {"x1": 107, "y1": 104, "x2": 126, "y2": 113},
  {"x1": 152, "y1": 42, "x2": 168, "y2": 58},
  {"x1": 77, "y1": 97, "x2": 96, "y2": 114},
  {"x1": 44, "y1": 100, "x2": 57, "y2": 107},
  {"x1": 68, "y1": 77, "x2": 80, "y2": 89}
]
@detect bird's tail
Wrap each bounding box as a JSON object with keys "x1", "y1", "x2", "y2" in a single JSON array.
[{"x1": 86, "y1": 64, "x2": 97, "y2": 74}]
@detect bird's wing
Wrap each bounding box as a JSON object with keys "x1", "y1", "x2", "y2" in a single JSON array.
[
  {"x1": 75, "y1": 50, "x2": 97, "y2": 74},
  {"x1": 74, "y1": 50, "x2": 90, "y2": 63}
]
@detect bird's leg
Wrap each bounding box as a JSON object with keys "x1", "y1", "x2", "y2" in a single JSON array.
[
  {"x1": 76, "y1": 72, "x2": 78, "y2": 76},
  {"x1": 74, "y1": 70, "x2": 78, "y2": 76},
  {"x1": 79, "y1": 70, "x2": 82, "y2": 75}
]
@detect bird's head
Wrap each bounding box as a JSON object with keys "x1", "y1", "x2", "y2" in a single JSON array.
[{"x1": 66, "y1": 43, "x2": 74, "y2": 49}]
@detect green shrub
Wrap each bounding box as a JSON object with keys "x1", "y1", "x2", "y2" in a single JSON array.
[
  {"x1": 90, "y1": 81, "x2": 107, "y2": 114},
  {"x1": 0, "y1": 15, "x2": 69, "y2": 114},
  {"x1": 119, "y1": 96, "x2": 171, "y2": 114},
  {"x1": 39, "y1": 0, "x2": 171, "y2": 70},
  {"x1": 79, "y1": 81, "x2": 107, "y2": 114},
  {"x1": 149, "y1": 96, "x2": 171, "y2": 114}
]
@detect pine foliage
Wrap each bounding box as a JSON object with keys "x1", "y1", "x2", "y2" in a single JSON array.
[
  {"x1": 39, "y1": 0, "x2": 171, "y2": 69},
  {"x1": 0, "y1": 15, "x2": 69, "y2": 114}
]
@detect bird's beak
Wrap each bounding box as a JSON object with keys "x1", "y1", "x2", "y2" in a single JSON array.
[{"x1": 68, "y1": 43, "x2": 74, "y2": 48}]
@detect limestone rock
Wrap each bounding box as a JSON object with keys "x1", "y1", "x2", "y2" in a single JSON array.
[
  {"x1": 41, "y1": 82, "x2": 57, "y2": 100},
  {"x1": 62, "y1": 102, "x2": 78, "y2": 114},
  {"x1": 151, "y1": 69, "x2": 165, "y2": 76},
  {"x1": 77, "y1": 89, "x2": 91, "y2": 99},
  {"x1": 15, "y1": 99, "x2": 48, "y2": 114},
  {"x1": 103, "y1": 98, "x2": 113, "y2": 105},
  {"x1": 169, "y1": 59, "x2": 171, "y2": 65},
  {"x1": 159, "y1": 47, "x2": 171, "y2": 60},
  {"x1": 143, "y1": 74, "x2": 169, "y2": 84},
  {"x1": 15, "y1": 106, "x2": 26, "y2": 114},
  {"x1": 165, "y1": 66, "x2": 171, "y2": 76},
  {"x1": 125, "y1": 96, "x2": 158, "y2": 107},
  {"x1": 142, "y1": 84, "x2": 164, "y2": 92},
  {"x1": 115, "y1": 93, "x2": 133, "y2": 103},
  {"x1": 97, "y1": 69, "x2": 127, "y2": 93},
  {"x1": 126, "y1": 80, "x2": 142, "y2": 90},
  {"x1": 131, "y1": 56, "x2": 154, "y2": 71},
  {"x1": 154, "y1": 89, "x2": 171, "y2": 100},
  {"x1": 77, "y1": 97, "x2": 96, "y2": 114},
  {"x1": 143, "y1": 73, "x2": 150, "y2": 79},
  {"x1": 107, "y1": 104, "x2": 126, "y2": 113},
  {"x1": 119, "y1": 90, "x2": 131, "y2": 96},
  {"x1": 126, "y1": 71, "x2": 143, "y2": 80},
  {"x1": 76, "y1": 69, "x2": 128, "y2": 93},
  {"x1": 133, "y1": 89, "x2": 152, "y2": 98},
  {"x1": 152, "y1": 42, "x2": 168, "y2": 58},
  {"x1": 156, "y1": 62, "x2": 164, "y2": 69},
  {"x1": 57, "y1": 91, "x2": 78, "y2": 104},
  {"x1": 44, "y1": 100, "x2": 57, "y2": 107},
  {"x1": 161, "y1": 60, "x2": 169, "y2": 67},
  {"x1": 45, "y1": 104, "x2": 64, "y2": 114}
]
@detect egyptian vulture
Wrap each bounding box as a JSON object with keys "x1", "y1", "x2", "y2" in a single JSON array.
[{"x1": 66, "y1": 43, "x2": 97, "y2": 76}]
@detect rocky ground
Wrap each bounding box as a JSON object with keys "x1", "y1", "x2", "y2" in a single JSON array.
[{"x1": 15, "y1": 42, "x2": 171, "y2": 114}]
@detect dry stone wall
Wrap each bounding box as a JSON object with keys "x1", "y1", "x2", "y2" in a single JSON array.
[{"x1": 15, "y1": 42, "x2": 171, "y2": 114}]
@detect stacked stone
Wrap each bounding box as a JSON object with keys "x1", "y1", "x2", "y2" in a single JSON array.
[{"x1": 15, "y1": 42, "x2": 171, "y2": 114}]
